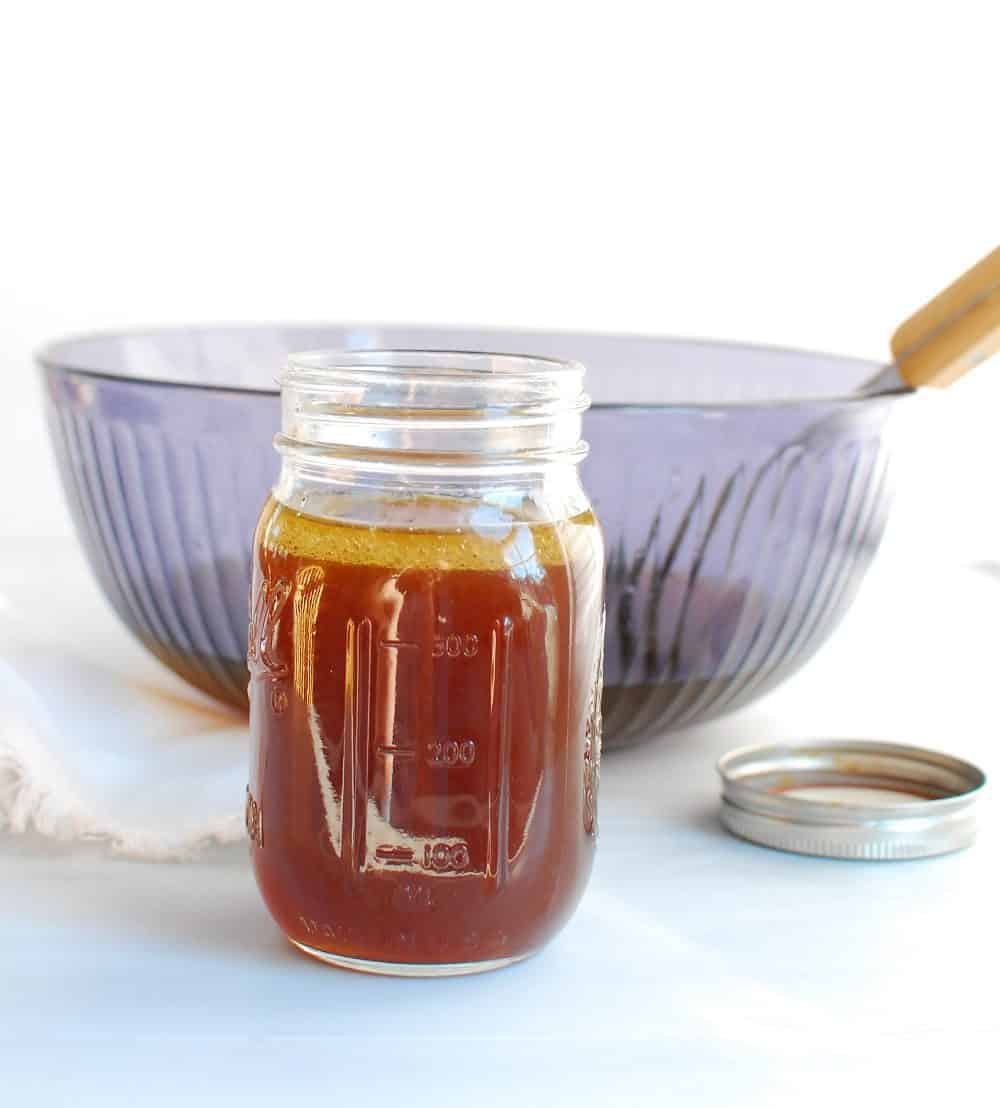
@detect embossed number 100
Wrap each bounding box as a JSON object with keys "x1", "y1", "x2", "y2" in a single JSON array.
[{"x1": 423, "y1": 842, "x2": 470, "y2": 871}]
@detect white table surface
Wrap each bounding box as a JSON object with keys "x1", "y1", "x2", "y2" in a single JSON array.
[{"x1": 2, "y1": 535, "x2": 998, "y2": 1106}]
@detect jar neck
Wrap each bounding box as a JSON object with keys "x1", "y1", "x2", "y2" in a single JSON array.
[
  {"x1": 273, "y1": 350, "x2": 591, "y2": 523},
  {"x1": 275, "y1": 349, "x2": 590, "y2": 485}
]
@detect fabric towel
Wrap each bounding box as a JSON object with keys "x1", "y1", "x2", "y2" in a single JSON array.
[{"x1": 0, "y1": 537, "x2": 247, "y2": 858}]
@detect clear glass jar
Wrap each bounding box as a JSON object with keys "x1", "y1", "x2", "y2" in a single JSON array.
[{"x1": 247, "y1": 350, "x2": 605, "y2": 976}]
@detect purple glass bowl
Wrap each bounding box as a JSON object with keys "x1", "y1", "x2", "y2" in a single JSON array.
[{"x1": 38, "y1": 325, "x2": 907, "y2": 747}]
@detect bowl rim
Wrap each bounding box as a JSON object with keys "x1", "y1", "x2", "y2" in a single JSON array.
[{"x1": 35, "y1": 322, "x2": 912, "y2": 412}]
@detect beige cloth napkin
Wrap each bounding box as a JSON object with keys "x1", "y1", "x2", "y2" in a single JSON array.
[{"x1": 0, "y1": 538, "x2": 247, "y2": 858}]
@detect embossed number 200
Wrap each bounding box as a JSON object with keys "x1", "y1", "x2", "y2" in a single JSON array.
[
  {"x1": 426, "y1": 739, "x2": 477, "y2": 767},
  {"x1": 432, "y1": 633, "x2": 478, "y2": 658}
]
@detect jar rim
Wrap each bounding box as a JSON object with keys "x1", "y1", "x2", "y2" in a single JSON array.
[
  {"x1": 284, "y1": 348, "x2": 586, "y2": 387},
  {"x1": 279, "y1": 347, "x2": 589, "y2": 469}
]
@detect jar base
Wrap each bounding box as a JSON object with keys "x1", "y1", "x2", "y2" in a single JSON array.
[{"x1": 289, "y1": 939, "x2": 534, "y2": 977}]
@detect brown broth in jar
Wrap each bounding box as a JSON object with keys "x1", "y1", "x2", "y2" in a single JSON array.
[{"x1": 247, "y1": 494, "x2": 604, "y2": 970}]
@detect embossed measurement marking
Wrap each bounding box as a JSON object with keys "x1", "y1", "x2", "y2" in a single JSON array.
[
  {"x1": 422, "y1": 841, "x2": 471, "y2": 871},
  {"x1": 426, "y1": 739, "x2": 477, "y2": 767},
  {"x1": 375, "y1": 845, "x2": 415, "y2": 866},
  {"x1": 376, "y1": 639, "x2": 419, "y2": 757},
  {"x1": 392, "y1": 882, "x2": 434, "y2": 911},
  {"x1": 331, "y1": 621, "x2": 512, "y2": 880},
  {"x1": 432, "y1": 632, "x2": 479, "y2": 658}
]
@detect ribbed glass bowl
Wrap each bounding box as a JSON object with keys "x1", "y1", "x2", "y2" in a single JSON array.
[{"x1": 38, "y1": 325, "x2": 907, "y2": 748}]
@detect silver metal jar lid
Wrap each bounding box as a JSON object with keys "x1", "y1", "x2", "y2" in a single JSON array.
[{"x1": 717, "y1": 740, "x2": 987, "y2": 860}]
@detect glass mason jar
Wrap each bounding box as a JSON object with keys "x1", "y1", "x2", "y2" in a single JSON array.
[{"x1": 247, "y1": 350, "x2": 605, "y2": 976}]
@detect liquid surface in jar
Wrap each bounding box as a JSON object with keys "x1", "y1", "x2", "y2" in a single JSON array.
[{"x1": 248, "y1": 494, "x2": 604, "y2": 968}]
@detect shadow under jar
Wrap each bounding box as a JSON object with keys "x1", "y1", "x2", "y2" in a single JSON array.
[{"x1": 247, "y1": 350, "x2": 606, "y2": 976}]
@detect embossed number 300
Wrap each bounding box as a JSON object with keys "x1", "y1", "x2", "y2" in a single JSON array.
[{"x1": 432, "y1": 633, "x2": 478, "y2": 658}]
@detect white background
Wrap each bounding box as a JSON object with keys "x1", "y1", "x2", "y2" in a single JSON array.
[
  {"x1": 2, "y1": 0, "x2": 998, "y2": 557},
  {"x1": 2, "y1": 3, "x2": 1000, "y2": 1104}
]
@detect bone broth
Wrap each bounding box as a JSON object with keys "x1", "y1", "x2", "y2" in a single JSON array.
[{"x1": 247, "y1": 349, "x2": 604, "y2": 975}]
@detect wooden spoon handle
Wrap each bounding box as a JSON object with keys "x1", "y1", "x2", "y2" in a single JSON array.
[{"x1": 891, "y1": 245, "x2": 1000, "y2": 388}]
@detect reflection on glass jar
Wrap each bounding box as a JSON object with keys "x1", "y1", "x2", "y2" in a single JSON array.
[{"x1": 247, "y1": 350, "x2": 605, "y2": 976}]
